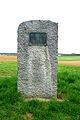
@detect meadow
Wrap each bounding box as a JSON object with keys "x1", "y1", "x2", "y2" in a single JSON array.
[{"x1": 0, "y1": 56, "x2": 80, "y2": 120}]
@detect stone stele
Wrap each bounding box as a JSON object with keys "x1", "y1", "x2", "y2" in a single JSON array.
[{"x1": 17, "y1": 20, "x2": 58, "y2": 98}]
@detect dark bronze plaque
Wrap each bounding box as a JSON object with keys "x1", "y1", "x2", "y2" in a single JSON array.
[{"x1": 29, "y1": 32, "x2": 47, "y2": 46}]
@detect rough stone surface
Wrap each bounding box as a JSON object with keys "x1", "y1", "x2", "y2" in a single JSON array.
[{"x1": 17, "y1": 20, "x2": 58, "y2": 98}]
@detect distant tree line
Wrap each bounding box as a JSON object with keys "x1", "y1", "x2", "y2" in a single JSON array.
[
  {"x1": 0, "y1": 53, "x2": 80, "y2": 56},
  {"x1": 58, "y1": 53, "x2": 80, "y2": 56},
  {"x1": 0, "y1": 53, "x2": 17, "y2": 56}
]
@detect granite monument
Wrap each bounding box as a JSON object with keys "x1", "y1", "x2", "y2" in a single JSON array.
[{"x1": 17, "y1": 20, "x2": 58, "y2": 98}]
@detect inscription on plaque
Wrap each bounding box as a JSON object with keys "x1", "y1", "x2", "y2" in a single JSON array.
[{"x1": 29, "y1": 32, "x2": 47, "y2": 46}]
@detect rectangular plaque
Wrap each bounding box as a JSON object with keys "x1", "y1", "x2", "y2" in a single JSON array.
[{"x1": 29, "y1": 32, "x2": 47, "y2": 46}]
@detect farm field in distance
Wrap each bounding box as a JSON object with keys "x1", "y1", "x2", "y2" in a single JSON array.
[
  {"x1": 58, "y1": 55, "x2": 80, "y2": 61},
  {"x1": 0, "y1": 55, "x2": 80, "y2": 120},
  {"x1": 58, "y1": 55, "x2": 80, "y2": 66},
  {"x1": 0, "y1": 55, "x2": 17, "y2": 62},
  {"x1": 0, "y1": 55, "x2": 80, "y2": 66}
]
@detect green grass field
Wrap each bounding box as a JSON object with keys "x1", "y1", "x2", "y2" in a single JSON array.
[
  {"x1": 58, "y1": 55, "x2": 80, "y2": 61},
  {"x1": 0, "y1": 61, "x2": 80, "y2": 120}
]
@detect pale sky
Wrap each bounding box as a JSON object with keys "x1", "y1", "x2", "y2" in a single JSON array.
[{"x1": 0, "y1": 0, "x2": 80, "y2": 53}]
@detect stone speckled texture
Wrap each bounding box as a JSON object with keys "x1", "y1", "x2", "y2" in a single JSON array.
[{"x1": 17, "y1": 20, "x2": 58, "y2": 98}]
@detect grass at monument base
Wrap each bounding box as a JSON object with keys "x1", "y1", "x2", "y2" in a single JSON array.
[{"x1": 0, "y1": 61, "x2": 80, "y2": 120}]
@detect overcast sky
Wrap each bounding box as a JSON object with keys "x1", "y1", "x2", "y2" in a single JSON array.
[{"x1": 0, "y1": 0, "x2": 80, "y2": 53}]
